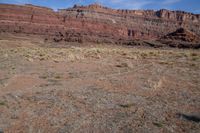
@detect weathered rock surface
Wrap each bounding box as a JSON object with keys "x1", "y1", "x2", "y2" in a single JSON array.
[
  {"x1": 0, "y1": 3, "x2": 200, "y2": 46},
  {"x1": 163, "y1": 28, "x2": 200, "y2": 42},
  {"x1": 160, "y1": 28, "x2": 200, "y2": 48}
]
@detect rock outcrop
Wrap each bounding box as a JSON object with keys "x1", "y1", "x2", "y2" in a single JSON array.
[
  {"x1": 160, "y1": 28, "x2": 200, "y2": 48},
  {"x1": 163, "y1": 28, "x2": 200, "y2": 43},
  {"x1": 0, "y1": 3, "x2": 200, "y2": 45}
]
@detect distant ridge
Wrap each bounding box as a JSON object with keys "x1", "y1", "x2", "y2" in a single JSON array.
[{"x1": 0, "y1": 3, "x2": 199, "y2": 48}]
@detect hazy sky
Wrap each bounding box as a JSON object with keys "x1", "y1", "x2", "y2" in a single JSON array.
[{"x1": 0, "y1": 0, "x2": 199, "y2": 13}]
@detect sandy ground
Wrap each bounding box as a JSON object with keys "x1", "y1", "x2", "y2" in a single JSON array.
[{"x1": 0, "y1": 35, "x2": 199, "y2": 133}]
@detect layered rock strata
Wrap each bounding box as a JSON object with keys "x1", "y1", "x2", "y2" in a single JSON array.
[{"x1": 0, "y1": 3, "x2": 200, "y2": 44}]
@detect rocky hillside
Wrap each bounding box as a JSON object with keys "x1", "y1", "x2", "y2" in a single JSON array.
[
  {"x1": 164, "y1": 28, "x2": 200, "y2": 42},
  {"x1": 159, "y1": 28, "x2": 200, "y2": 48},
  {"x1": 0, "y1": 3, "x2": 200, "y2": 45}
]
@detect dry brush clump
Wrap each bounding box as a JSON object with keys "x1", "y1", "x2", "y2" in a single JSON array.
[{"x1": 0, "y1": 46, "x2": 199, "y2": 65}]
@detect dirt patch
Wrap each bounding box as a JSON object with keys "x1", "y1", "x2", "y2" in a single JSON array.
[
  {"x1": 0, "y1": 37, "x2": 199, "y2": 133},
  {"x1": 2, "y1": 75, "x2": 46, "y2": 93}
]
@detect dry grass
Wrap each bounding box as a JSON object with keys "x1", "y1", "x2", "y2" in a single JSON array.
[
  {"x1": 0, "y1": 47, "x2": 199, "y2": 70},
  {"x1": 0, "y1": 42, "x2": 199, "y2": 133}
]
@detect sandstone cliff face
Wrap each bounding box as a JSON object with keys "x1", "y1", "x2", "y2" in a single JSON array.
[{"x1": 0, "y1": 3, "x2": 200, "y2": 43}]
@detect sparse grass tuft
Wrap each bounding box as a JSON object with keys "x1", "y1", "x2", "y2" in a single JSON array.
[
  {"x1": 140, "y1": 53, "x2": 148, "y2": 59},
  {"x1": 153, "y1": 122, "x2": 163, "y2": 128},
  {"x1": 0, "y1": 101, "x2": 6, "y2": 106},
  {"x1": 191, "y1": 57, "x2": 198, "y2": 61},
  {"x1": 39, "y1": 75, "x2": 48, "y2": 79},
  {"x1": 190, "y1": 53, "x2": 198, "y2": 57},
  {"x1": 158, "y1": 61, "x2": 173, "y2": 65},
  {"x1": 54, "y1": 75, "x2": 62, "y2": 79},
  {"x1": 116, "y1": 63, "x2": 128, "y2": 68},
  {"x1": 119, "y1": 103, "x2": 135, "y2": 108},
  {"x1": 149, "y1": 51, "x2": 155, "y2": 55},
  {"x1": 190, "y1": 63, "x2": 196, "y2": 67}
]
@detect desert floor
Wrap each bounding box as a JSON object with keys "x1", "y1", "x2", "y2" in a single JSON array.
[{"x1": 0, "y1": 34, "x2": 199, "y2": 133}]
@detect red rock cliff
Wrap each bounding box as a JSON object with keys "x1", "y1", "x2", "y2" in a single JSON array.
[{"x1": 0, "y1": 3, "x2": 200, "y2": 43}]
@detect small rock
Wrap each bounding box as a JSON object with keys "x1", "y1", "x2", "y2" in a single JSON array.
[
  {"x1": 27, "y1": 58, "x2": 33, "y2": 62},
  {"x1": 116, "y1": 62, "x2": 133, "y2": 68}
]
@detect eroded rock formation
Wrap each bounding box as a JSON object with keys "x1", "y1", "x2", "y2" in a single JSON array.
[
  {"x1": 0, "y1": 3, "x2": 200, "y2": 45},
  {"x1": 160, "y1": 28, "x2": 200, "y2": 48},
  {"x1": 163, "y1": 28, "x2": 200, "y2": 42}
]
